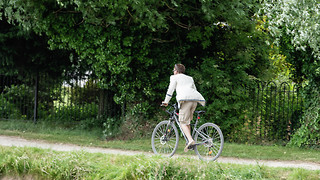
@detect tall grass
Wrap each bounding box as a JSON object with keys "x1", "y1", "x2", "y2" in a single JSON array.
[{"x1": 1, "y1": 146, "x2": 319, "y2": 179}]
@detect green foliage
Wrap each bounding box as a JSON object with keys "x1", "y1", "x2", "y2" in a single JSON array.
[
  {"x1": 261, "y1": 0, "x2": 320, "y2": 147},
  {"x1": 228, "y1": 82, "x2": 303, "y2": 143},
  {"x1": 102, "y1": 117, "x2": 121, "y2": 138},
  {"x1": 0, "y1": 96, "x2": 21, "y2": 119},
  {"x1": 289, "y1": 87, "x2": 320, "y2": 148},
  {"x1": 0, "y1": 20, "x2": 76, "y2": 79},
  {"x1": 261, "y1": 0, "x2": 320, "y2": 59},
  {"x1": 1, "y1": 0, "x2": 275, "y2": 141},
  {"x1": 190, "y1": 24, "x2": 271, "y2": 134},
  {"x1": 49, "y1": 102, "x2": 98, "y2": 122},
  {"x1": 103, "y1": 112, "x2": 154, "y2": 140},
  {"x1": 69, "y1": 79, "x2": 99, "y2": 105},
  {"x1": 2, "y1": 84, "x2": 33, "y2": 105},
  {"x1": 1, "y1": 84, "x2": 33, "y2": 119}
]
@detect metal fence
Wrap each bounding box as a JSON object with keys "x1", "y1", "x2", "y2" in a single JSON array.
[
  {"x1": 0, "y1": 74, "x2": 304, "y2": 142},
  {"x1": 244, "y1": 81, "x2": 303, "y2": 142},
  {"x1": 0, "y1": 74, "x2": 121, "y2": 123}
]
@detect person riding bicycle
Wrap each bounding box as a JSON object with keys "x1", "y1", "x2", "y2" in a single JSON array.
[{"x1": 162, "y1": 64, "x2": 205, "y2": 152}]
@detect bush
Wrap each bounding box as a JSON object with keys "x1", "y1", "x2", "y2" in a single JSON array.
[
  {"x1": 69, "y1": 79, "x2": 100, "y2": 105},
  {"x1": 289, "y1": 87, "x2": 320, "y2": 148},
  {"x1": 48, "y1": 103, "x2": 99, "y2": 121},
  {"x1": 190, "y1": 59, "x2": 255, "y2": 136},
  {"x1": 102, "y1": 117, "x2": 122, "y2": 138},
  {"x1": 1, "y1": 84, "x2": 33, "y2": 119},
  {"x1": 0, "y1": 96, "x2": 22, "y2": 119},
  {"x1": 102, "y1": 109, "x2": 157, "y2": 140}
]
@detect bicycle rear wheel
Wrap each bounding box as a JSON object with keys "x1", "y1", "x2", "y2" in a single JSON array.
[
  {"x1": 194, "y1": 123, "x2": 224, "y2": 161},
  {"x1": 151, "y1": 120, "x2": 179, "y2": 157}
]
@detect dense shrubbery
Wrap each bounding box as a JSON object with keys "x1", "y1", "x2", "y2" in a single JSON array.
[
  {"x1": 3, "y1": 0, "x2": 320, "y2": 146},
  {"x1": 0, "y1": 96, "x2": 22, "y2": 119},
  {"x1": 260, "y1": 0, "x2": 320, "y2": 148},
  {"x1": 289, "y1": 87, "x2": 320, "y2": 148},
  {"x1": 49, "y1": 103, "x2": 98, "y2": 121},
  {"x1": 228, "y1": 82, "x2": 303, "y2": 144},
  {"x1": 1, "y1": 85, "x2": 33, "y2": 119},
  {"x1": 0, "y1": 0, "x2": 274, "y2": 143}
]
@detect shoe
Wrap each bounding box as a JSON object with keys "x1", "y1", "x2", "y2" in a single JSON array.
[{"x1": 184, "y1": 140, "x2": 195, "y2": 152}]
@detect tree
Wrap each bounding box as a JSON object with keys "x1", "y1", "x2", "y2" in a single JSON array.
[
  {"x1": 1, "y1": 0, "x2": 273, "y2": 135},
  {"x1": 0, "y1": 19, "x2": 77, "y2": 79},
  {"x1": 260, "y1": 0, "x2": 320, "y2": 147}
]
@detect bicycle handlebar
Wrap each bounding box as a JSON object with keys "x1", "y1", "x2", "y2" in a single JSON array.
[
  {"x1": 160, "y1": 103, "x2": 168, "y2": 107},
  {"x1": 160, "y1": 103, "x2": 179, "y2": 116}
]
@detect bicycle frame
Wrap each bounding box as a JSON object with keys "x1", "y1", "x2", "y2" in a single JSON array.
[{"x1": 154, "y1": 103, "x2": 224, "y2": 161}]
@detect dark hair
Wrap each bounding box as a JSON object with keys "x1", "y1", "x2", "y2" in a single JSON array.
[{"x1": 175, "y1": 64, "x2": 185, "y2": 73}]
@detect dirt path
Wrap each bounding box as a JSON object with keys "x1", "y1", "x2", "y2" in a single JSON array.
[{"x1": 1, "y1": 135, "x2": 320, "y2": 171}]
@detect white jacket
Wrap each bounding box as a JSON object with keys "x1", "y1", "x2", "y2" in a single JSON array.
[{"x1": 164, "y1": 74, "x2": 205, "y2": 107}]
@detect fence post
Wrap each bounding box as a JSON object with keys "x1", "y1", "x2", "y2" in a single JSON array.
[
  {"x1": 33, "y1": 73, "x2": 39, "y2": 123},
  {"x1": 99, "y1": 89, "x2": 105, "y2": 117}
]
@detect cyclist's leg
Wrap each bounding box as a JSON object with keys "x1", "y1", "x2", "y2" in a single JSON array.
[
  {"x1": 181, "y1": 124, "x2": 192, "y2": 142},
  {"x1": 189, "y1": 101, "x2": 197, "y2": 121},
  {"x1": 188, "y1": 101, "x2": 197, "y2": 133},
  {"x1": 179, "y1": 101, "x2": 197, "y2": 151},
  {"x1": 188, "y1": 101, "x2": 197, "y2": 137},
  {"x1": 181, "y1": 101, "x2": 197, "y2": 141},
  {"x1": 179, "y1": 102, "x2": 193, "y2": 142}
]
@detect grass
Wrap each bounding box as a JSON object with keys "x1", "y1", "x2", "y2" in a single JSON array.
[
  {"x1": 0, "y1": 146, "x2": 319, "y2": 179},
  {"x1": 1, "y1": 119, "x2": 320, "y2": 163}
]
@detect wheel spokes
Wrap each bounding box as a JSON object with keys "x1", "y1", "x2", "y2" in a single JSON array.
[
  {"x1": 153, "y1": 123, "x2": 177, "y2": 155},
  {"x1": 196, "y1": 125, "x2": 223, "y2": 160}
]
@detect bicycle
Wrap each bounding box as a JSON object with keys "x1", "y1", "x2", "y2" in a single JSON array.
[{"x1": 151, "y1": 103, "x2": 224, "y2": 161}]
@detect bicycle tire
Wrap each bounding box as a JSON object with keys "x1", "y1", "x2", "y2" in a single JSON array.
[
  {"x1": 194, "y1": 123, "x2": 224, "y2": 161},
  {"x1": 151, "y1": 120, "x2": 179, "y2": 157}
]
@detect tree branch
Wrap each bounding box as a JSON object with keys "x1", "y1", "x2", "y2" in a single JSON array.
[
  {"x1": 167, "y1": 16, "x2": 191, "y2": 30},
  {"x1": 152, "y1": 38, "x2": 174, "y2": 43}
]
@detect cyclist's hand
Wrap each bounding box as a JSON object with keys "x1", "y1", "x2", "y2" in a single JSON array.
[{"x1": 161, "y1": 102, "x2": 168, "y2": 107}]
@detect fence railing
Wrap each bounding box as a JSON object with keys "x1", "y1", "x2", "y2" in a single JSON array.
[
  {"x1": 0, "y1": 74, "x2": 121, "y2": 123},
  {"x1": 0, "y1": 74, "x2": 304, "y2": 142},
  {"x1": 244, "y1": 81, "x2": 303, "y2": 142}
]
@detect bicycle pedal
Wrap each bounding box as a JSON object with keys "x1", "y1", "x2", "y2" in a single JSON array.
[{"x1": 188, "y1": 145, "x2": 195, "y2": 150}]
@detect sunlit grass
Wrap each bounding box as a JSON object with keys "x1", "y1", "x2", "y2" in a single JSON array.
[
  {"x1": 0, "y1": 146, "x2": 319, "y2": 179},
  {"x1": 1, "y1": 119, "x2": 320, "y2": 163}
]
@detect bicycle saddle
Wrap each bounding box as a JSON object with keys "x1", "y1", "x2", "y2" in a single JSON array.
[{"x1": 195, "y1": 110, "x2": 206, "y2": 114}]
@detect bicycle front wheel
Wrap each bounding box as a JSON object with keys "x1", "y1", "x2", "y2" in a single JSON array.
[
  {"x1": 151, "y1": 120, "x2": 179, "y2": 157},
  {"x1": 194, "y1": 123, "x2": 224, "y2": 161}
]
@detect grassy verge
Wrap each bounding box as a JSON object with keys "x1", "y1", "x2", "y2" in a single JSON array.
[
  {"x1": 1, "y1": 119, "x2": 320, "y2": 163},
  {"x1": 0, "y1": 146, "x2": 319, "y2": 180}
]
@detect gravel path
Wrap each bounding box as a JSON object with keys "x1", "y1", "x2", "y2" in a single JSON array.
[{"x1": 1, "y1": 135, "x2": 320, "y2": 171}]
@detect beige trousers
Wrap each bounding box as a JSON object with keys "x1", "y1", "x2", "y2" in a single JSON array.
[{"x1": 179, "y1": 101, "x2": 197, "y2": 125}]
